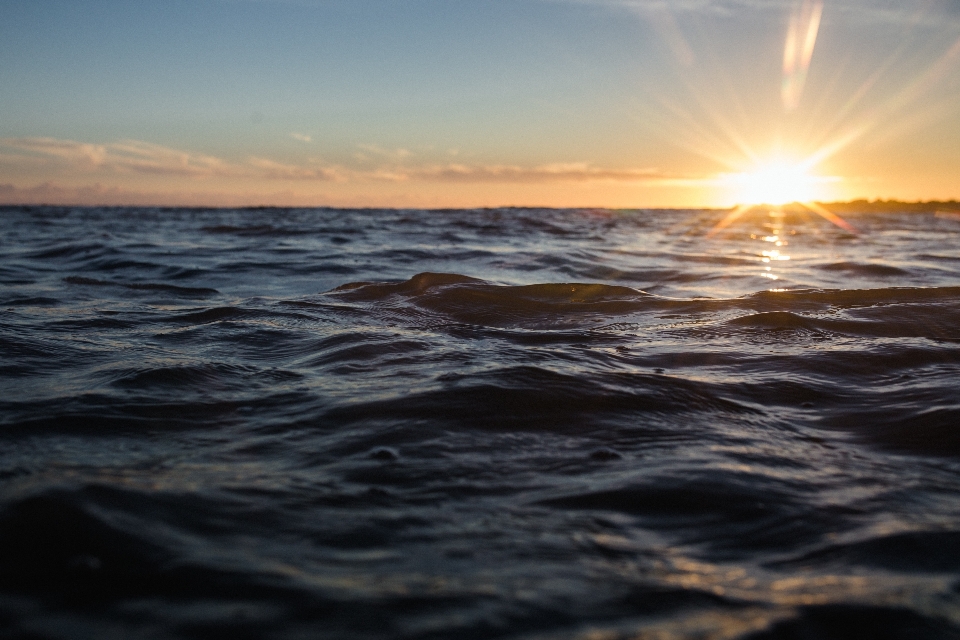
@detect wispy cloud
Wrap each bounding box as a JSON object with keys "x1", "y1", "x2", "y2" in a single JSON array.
[
  {"x1": 0, "y1": 181, "x2": 340, "y2": 208},
  {"x1": 0, "y1": 136, "x2": 680, "y2": 187},
  {"x1": 4, "y1": 137, "x2": 109, "y2": 167},
  {"x1": 1, "y1": 137, "x2": 229, "y2": 177},
  {"x1": 246, "y1": 157, "x2": 342, "y2": 181},
  {"x1": 355, "y1": 144, "x2": 413, "y2": 162},
  {"x1": 290, "y1": 132, "x2": 312, "y2": 143},
  {"x1": 401, "y1": 162, "x2": 672, "y2": 184}
]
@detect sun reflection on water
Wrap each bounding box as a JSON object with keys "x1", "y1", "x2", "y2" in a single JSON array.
[{"x1": 757, "y1": 211, "x2": 792, "y2": 281}]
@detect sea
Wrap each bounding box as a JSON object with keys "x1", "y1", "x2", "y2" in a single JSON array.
[{"x1": 2, "y1": 204, "x2": 960, "y2": 639}]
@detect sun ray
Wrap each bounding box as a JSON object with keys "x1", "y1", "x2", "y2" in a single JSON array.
[
  {"x1": 706, "y1": 203, "x2": 753, "y2": 238},
  {"x1": 635, "y1": 0, "x2": 960, "y2": 215},
  {"x1": 654, "y1": 94, "x2": 760, "y2": 171},
  {"x1": 802, "y1": 34, "x2": 960, "y2": 169},
  {"x1": 800, "y1": 201, "x2": 858, "y2": 234}
]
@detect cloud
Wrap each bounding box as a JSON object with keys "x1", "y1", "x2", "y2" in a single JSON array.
[
  {"x1": 3, "y1": 137, "x2": 108, "y2": 167},
  {"x1": 401, "y1": 162, "x2": 672, "y2": 184},
  {"x1": 0, "y1": 181, "x2": 334, "y2": 208},
  {"x1": 356, "y1": 144, "x2": 413, "y2": 161},
  {"x1": 1, "y1": 137, "x2": 230, "y2": 177},
  {"x1": 0, "y1": 136, "x2": 678, "y2": 188},
  {"x1": 0, "y1": 137, "x2": 342, "y2": 181},
  {"x1": 246, "y1": 157, "x2": 343, "y2": 181},
  {"x1": 290, "y1": 132, "x2": 312, "y2": 142}
]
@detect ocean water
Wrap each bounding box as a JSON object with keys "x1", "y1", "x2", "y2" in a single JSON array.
[{"x1": 2, "y1": 204, "x2": 960, "y2": 639}]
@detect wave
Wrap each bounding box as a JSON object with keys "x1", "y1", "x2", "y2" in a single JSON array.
[
  {"x1": 327, "y1": 272, "x2": 960, "y2": 337},
  {"x1": 773, "y1": 530, "x2": 960, "y2": 572},
  {"x1": 818, "y1": 261, "x2": 912, "y2": 277},
  {"x1": 323, "y1": 365, "x2": 755, "y2": 433},
  {"x1": 64, "y1": 276, "x2": 219, "y2": 297}
]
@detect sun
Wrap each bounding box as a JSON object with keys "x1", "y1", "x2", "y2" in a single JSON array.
[
  {"x1": 707, "y1": 158, "x2": 857, "y2": 236},
  {"x1": 724, "y1": 160, "x2": 825, "y2": 206}
]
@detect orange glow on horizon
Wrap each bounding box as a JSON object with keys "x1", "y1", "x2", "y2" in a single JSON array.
[
  {"x1": 721, "y1": 160, "x2": 833, "y2": 207},
  {"x1": 1, "y1": 3, "x2": 958, "y2": 209}
]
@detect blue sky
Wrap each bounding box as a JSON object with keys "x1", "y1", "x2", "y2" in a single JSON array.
[{"x1": 2, "y1": 0, "x2": 959, "y2": 207}]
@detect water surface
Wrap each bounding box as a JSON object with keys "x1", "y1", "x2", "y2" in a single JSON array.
[{"x1": 2, "y1": 205, "x2": 960, "y2": 639}]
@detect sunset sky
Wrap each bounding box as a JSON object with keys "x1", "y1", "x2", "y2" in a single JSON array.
[{"x1": 2, "y1": 0, "x2": 959, "y2": 208}]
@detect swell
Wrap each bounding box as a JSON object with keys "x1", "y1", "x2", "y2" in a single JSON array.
[
  {"x1": 328, "y1": 272, "x2": 960, "y2": 337},
  {"x1": 772, "y1": 530, "x2": 960, "y2": 572},
  {"x1": 64, "y1": 276, "x2": 219, "y2": 297},
  {"x1": 0, "y1": 486, "x2": 771, "y2": 639},
  {"x1": 323, "y1": 365, "x2": 756, "y2": 433},
  {"x1": 0, "y1": 487, "x2": 340, "y2": 623},
  {"x1": 4, "y1": 208, "x2": 960, "y2": 639},
  {"x1": 536, "y1": 468, "x2": 852, "y2": 555},
  {"x1": 817, "y1": 261, "x2": 911, "y2": 277},
  {"x1": 724, "y1": 307, "x2": 960, "y2": 340},
  {"x1": 0, "y1": 392, "x2": 318, "y2": 435}
]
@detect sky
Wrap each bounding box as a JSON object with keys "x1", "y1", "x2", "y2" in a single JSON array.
[{"x1": 1, "y1": 0, "x2": 959, "y2": 208}]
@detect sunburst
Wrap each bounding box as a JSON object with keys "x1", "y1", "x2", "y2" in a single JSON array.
[
  {"x1": 723, "y1": 160, "x2": 824, "y2": 207},
  {"x1": 707, "y1": 157, "x2": 855, "y2": 237},
  {"x1": 658, "y1": 0, "x2": 960, "y2": 237}
]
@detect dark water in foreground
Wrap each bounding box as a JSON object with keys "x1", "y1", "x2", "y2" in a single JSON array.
[{"x1": 2, "y1": 205, "x2": 960, "y2": 639}]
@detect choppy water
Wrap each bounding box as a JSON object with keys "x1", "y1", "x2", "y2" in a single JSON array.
[{"x1": 2, "y1": 204, "x2": 960, "y2": 639}]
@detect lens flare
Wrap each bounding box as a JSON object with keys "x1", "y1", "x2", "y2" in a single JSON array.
[{"x1": 782, "y1": 0, "x2": 824, "y2": 112}]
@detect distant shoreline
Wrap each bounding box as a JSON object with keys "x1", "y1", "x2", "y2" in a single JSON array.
[
  {"x1": 0, "y1": 200, "x2": 958, "y2": 213},
  {"x1": 784, "y1": 199, "x2": 960, "y2": 214}
]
